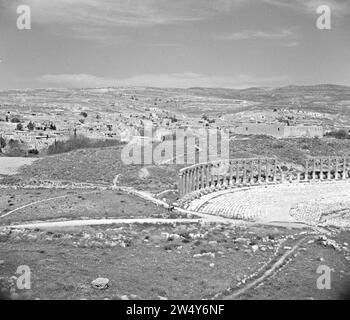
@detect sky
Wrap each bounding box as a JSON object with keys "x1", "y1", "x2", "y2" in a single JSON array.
[{"x1": 0, "y1": 0, "x2": 349, "y2": 90}]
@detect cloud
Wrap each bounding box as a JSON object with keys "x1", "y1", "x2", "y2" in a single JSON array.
[
  {"x1": 7, "y1": 0, "x2": 348, "y2": 42},
  {"x1": 37, "y1": 74, "x2": 117, "y2": 88},
  {"x1": 5, "y1": 0, "x2": 248, "y2": 40},
  {"x1": 260, "y1": 0, "x2": 350, "y2": 16},
  {"x1": 217, "y1": 28, "x2": 295, "y2": 41},
  {"x1": 216, "y1": 28, "x2": 299, "y2": 47},
  {"x1": 10, "y1": 0, "x2": 245, "y2": 28},
  {"x1": 36, "y1": 72, "x2": 289, "y2": 89}
]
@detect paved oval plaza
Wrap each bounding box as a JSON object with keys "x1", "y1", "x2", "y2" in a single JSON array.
[{"x1": 188, "y1": 181, "x2": 350, "y2": 227}]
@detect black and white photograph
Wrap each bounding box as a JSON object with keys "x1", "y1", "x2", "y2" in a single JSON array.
[{"x1": 0, "y1": 0, "x2": 350, "y2": 305}]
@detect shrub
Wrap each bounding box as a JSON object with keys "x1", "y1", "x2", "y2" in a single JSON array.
[
  {"x1": 11, "y1": 117, "x2": 21, "y2": 123},
  {"x1": 325, "y1": 130, "x2": 350, "y2": 140},
  {"x1": 46, "y1": 135, "x2": 122, "y2": 155},
  {"x1": 0, "y1": 136, "x2": 6, "y2": 149},
  {"x1": 80, "y1": 112, "x2": 88, "y2": 118},
  {"x1": 28, "y1": 149, "x2": 39, "y2": 155},
  {"x1": 16, "y1": 123, "x2": 23, "y2": 131},
  {"x1": 5, "y1": 139, "x2": 26, "y2": 157}
]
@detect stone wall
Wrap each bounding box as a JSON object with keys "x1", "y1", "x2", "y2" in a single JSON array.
[{"x1": 231, "y1": 124, "x2": 323, "y2": 138}]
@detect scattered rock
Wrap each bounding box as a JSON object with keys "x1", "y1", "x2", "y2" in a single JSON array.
[
  {"x1": 10, "y1": 292, "x2": 20, "y2": 300},
  {"x1": 317, "y1": 236, "x2": 341, "y2": 251},
  {"x1": 158, "y1": 296, "x2": 168, "y2": 300},
  {"x1": 138, "y1": 168, "x2": 150, "y2": 179},
  {"x1": 0, "y1": 260, "x2": 4, "y2": 266},
  {"x1": 193, "y1": 252, "x2": 215, "y2": 258},
  {"x1": 120, "y1": 295, "x2": 129, "y2": 300},
  {"x1": 251, "y1": 245, "x2": 259, "y2": 253},
  {"x1": 209, "y1": 263, "x2": 215, "y2": 268},
  {"x1": 91, "y1": 278, "x2": 109, "y2": 290}
]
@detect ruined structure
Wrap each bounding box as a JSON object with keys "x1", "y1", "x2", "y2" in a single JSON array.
[
  {"x1": 178, "y1": 157, "x2": 350, "y2": 198},
  {"x1": 231, "y1": 124, "x2": 323, "y2": 138}
]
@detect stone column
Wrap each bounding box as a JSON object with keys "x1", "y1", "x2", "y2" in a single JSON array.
[
  {"x1": 194, "y1": 167, "x2": 200, "y2": 190},
  {"x1": 249, "y1": 160, "x2": 254, "y2": 184},
  {"x1": 178, "y1": 173, "x2": 183, "y2": 197},
  {"x1": 210, "y1": 164, "x2": 214, "y2": 188},
  {"x1": 242, "y1": 160, "x2": 247, "y2": 184},
  {"x1": 196, "y1": 166, "x2": 200, "y2": 190},
  {"x1": 273, "y1": 160, "x2": 277, "y2": 183},
  {"x1": 222, "y1": 162, "x2": 228, "y2": 187},
  {"x1": 201, "y1": 165, "x2": 205, "y2": 189},
  {"x1": 236, "y1": 161, "x2": 240, "y2": 184},
  {"x1": 258, "y1": 159, "x2": 262, "y2": 183},
  {"x1": 335, "y1": 158, "x2": 339, "y2": 180},
  {"x1": 343, "y1": 157, "x2": 347, "y2": 180},
  {"x1": 229, "y1": 161, "x2": 234, "y2": 186},
  {"x1": 192, "y1": 168, "x2": 196, "y2": 191},
  {"x1": 327, "y1": 157, "x2": 331, "y2": 180},
  {"x1": 206, "y1": 164, "x2": 210, "y2": 188},
  {"x1": 266, "y1": 160, "x2": 270, "y2": 183},
  {"x1": 314, "y1": 158, "x2": 317, "y2": 179},
  {"x1": 305, "y1": 159, "x2": 308, "y2": 181},
  {"x1": 187, "y1": 170, "x2": 192, "y2": 193},
  {"x1": 320, "y1": 158, "x2": 323, "y2": 180},
  {"x1": 214, "y1": 163, "x2": 218, "y2": 187}
]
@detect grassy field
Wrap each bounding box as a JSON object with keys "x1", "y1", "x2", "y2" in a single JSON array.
[
  {"x1": 8, "y1": 145, "x2": 181, "y2": 193},
  {"x1": 0, "y1": 222, "x2": 349, "y2": 300},
  {"x1": 237, "y1": 230, "x2": 350, "y2": 300},
  {"x1": 0, "y1": 188, "x2": 183, "y2": 226}
]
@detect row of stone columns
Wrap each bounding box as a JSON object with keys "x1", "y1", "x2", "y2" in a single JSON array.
[
  {"x1": 304, "y1": 157, "x2": 349, "y2": 181},
  {"x1": 179, "y1": 157, "x2": 350, "y2": 198},
  {"x1": 179, "y1": 158, "x2": 280, "y2": 197}
]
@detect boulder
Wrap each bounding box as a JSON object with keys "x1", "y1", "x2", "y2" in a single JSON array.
[
  {"x1": 91, "y1": 278, "x2": 109, "y2": 290},
  {"x1": 251, "y1": 245, "x2": 259, "y2": 253}
]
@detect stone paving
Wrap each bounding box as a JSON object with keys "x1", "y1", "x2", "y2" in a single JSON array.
[{"x1": 187, "y1": 181, "x2": 350, "y2": 226}]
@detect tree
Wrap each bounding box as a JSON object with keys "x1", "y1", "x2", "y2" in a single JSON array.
[
  {"x1": 11, "y1": 117, "x2": 21, "y2": 123},
  {"x1": 0, "y1": 136, "x2": 6, "y2": 151},
  {"x1": 16, "y1": 123, "x2": 23, "y2": 131},
  {"x1": 27, "y1": 121, "x2": 35, "y2": 131}
]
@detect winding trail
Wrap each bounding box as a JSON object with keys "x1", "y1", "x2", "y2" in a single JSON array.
[
  {"x1": 0, "y1": 190, "x2": 100, "y2": 219},
  {"x1": 211, "y1": 235, "x2": 311, "y2": 300}
]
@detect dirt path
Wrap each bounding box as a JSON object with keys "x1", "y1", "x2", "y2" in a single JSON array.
[
  {"x1": 3, "y1": 217, "x2": 204, "y2": 230},
  {"x1": 209, "y1": 235, "x2": 311, "y2": 300}
]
